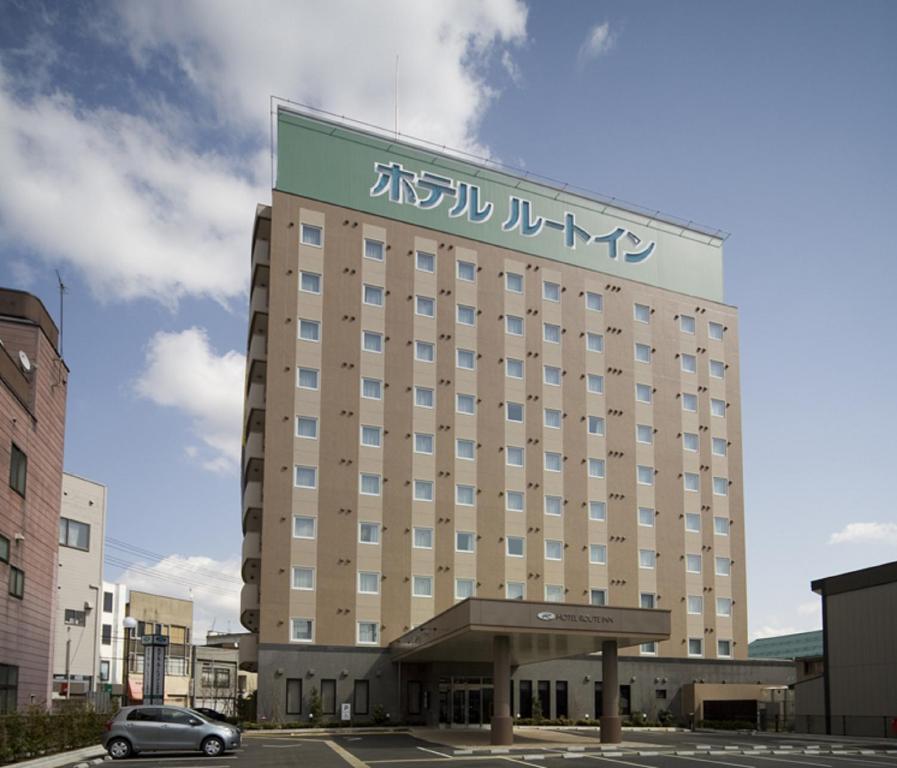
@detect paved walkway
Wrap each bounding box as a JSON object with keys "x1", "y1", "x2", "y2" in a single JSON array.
[{"x1": 410, "y1": 725, "x2": 654, "y2": 750}]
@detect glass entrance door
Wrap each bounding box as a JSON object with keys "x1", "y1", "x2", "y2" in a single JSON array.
[{"x1": 444, "y1": 677, "x2": 494, "y2": 726}]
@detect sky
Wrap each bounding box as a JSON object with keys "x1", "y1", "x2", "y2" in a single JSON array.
[{"x1": 1, "y1": 0, "x2": 895, "y2": 641}]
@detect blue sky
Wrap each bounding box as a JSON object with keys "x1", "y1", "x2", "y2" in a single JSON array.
[{"x1": 1, "y1": 0, "x2": 895, "y2": 638}]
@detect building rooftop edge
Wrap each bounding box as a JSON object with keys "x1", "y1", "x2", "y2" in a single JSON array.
[{"x1": 811, "y1": 559, "x2": 897, "y2": 597}]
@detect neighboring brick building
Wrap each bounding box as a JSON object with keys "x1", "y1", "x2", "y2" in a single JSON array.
[{"x1": 0, "y1": 288, "x2": 68, "y2": 711}]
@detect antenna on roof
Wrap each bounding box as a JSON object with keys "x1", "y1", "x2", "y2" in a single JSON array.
[
  {"x1": 394, "y1": 53, "x2": 399, "y2": 139},
  {"x1": 55, "y1": 269, "x2": 67, "y2": 357}
]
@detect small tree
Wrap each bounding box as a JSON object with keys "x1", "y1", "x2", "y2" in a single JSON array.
[
  {"x1": 532, "y1": 695, "x2": 543, "y2": 724},
  {"x1": 308, "y1": 686, "x2": 323, "y2": 725}
]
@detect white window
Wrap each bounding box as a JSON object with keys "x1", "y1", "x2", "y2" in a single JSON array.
[
  {"x1": 685, "y1": 513, "x2": 701, "y2": 533},
  {"x1": 295, "y1": 466, "x2": 317, "y2": 489},
  {"x1": 588, "y1": 416, "x2": 606, "y2": 436},
  {"x1": 415, "y1": 341, "x2": 434, "y2": 362},
  {"x1": 505, "y1": 491, "x2": 524, "y2": 512},
  {"x1": 640, "y1": 593, "x2": 656, "y2": 609},
  {"x1": 297, "y1": 416, "x2": 318, "y2": 439},
  {"x1": 544, "y1": 365, "x2": 561, "y2": 386},
  {"x1": 545, "y1": 584, "x2": 564, "y2": 602},
  {"x1": 588, "y1": 458, "x2": 606, "y2": 478},
  {"x1": 589, "y1": 544, "x2": 607, "y2": 565},
  {"x1": 300, "y1": 271, "x2": 321, "y2": 294},
  {"x1": 300, "y1": 224, "x2": 322, "y2": 247},
  {"x1": 413, "y1": 527, "x2": 433, "y2": 548},
  {"x1": 357, "y1": 622, "x2": 379, "y2": 645},
  {"x1": 587, "y1": 374, "x2": 605, "y2": 394},
  {"x1": 291, "y1": 618, "x2": 314, "y2": 642},
  {"x1": 416, "y1": 251, "x2": 435, "y2": 272},
  {"x1": 636, "y1": 383, "x2": 652, "y2": 403},
  {"x1": 544, "y1": 452, "x2": 562, "y2": 472},
  {"x1": 457, "y1": 260, "x2": 476, "y2": 282},
  {"x1": 711, "y1": 398, "x2": 726, "y2": 417},
  {"x1": 544, "y1": 408, "x2": 561, "y2": 428},
  {"x1": 716, "y1": 557, "x2": 731, "y2": 576},
  {"x1": 507, "y1": 536, "x2": 524, "y2": 557},
  {"x1": 717, "y1": 639, "x2": 732, "y2": 657},
  {"x1": 456, "y1": 532, "x2": 475, "y2": 553},
  {"x1": 680, "y1": 314, "x2": 696, "y2": 334},
  {"x1": 507, "y1": 402, "x2": 524, "y2": 422},
  {"x1": 543, "y1": 323, "x2": 561, "y2": 344},
  {"x1": 589, "y1": 501, "x2": 607, "y2": 521},
  {"x1": 416, "y1": 295, "x2": 435, "y2": 317},
  {"x1": 682, "y1": 392, "x2": 698, "y2": 412},
  {"x1": 681, "y1": 353, "x2": 697, "y2": 373},
  {"x1": 712, "y1": 438, "x2": 727, "y2": 456},
  {"x1": 543, "y1": 281, "x2": 561, "y2": 302},
  {"x1": 293, "y1": 516, "x2": 316, "y2": 539},
  {"x1": 687, "y1": 595, "x2": 703, "y2": 615},
  {"x1": 362, "y1": 378, "x2": 382, "y2": 400},
  {"x1": 359, "y1": 522, "x2": 380, "y2": 544},
  {"x1": 414, "y1": 481, "x2": 433, "y2": 502},
  {"x1": 637, "y1": 465, "x2": 654, "y2": 485},
  {"x1": 635, "y1": 343, "x2": 652, "y2": 363},
  {"x1": 506, "y1": 314, "x2": 524, "y2": 335},
  {"x1": 362, "y1": 331, "x2": 383, "y2": 353},
  {"x1": 457, "y1": 349, "x2": 476, "y2": 370},
  {"x1": 636, "y1": 424, "x2": 653, "y2": 444},
  {"x1": 716, "y1": 597, "x2": 732, "y2": 617},
  {"x1": 456, "y1": 484, "x2": 475, "y2": 506},
  {"x1": 586, "y1": 332, "x2": 604, "y2": 353},
  {"x1": 360, "y1": 473, "x2": 381, "y2": 496},
  {"x1": 299, "y1": 319, "x2": 320, "y2": 342},
  {"x1": 586, "y1": 291, "x2": 603, "y2": 311},
  {"x1": 412, "y1": 576, "x2": 433, "y2": 598},
  {"x1": 688, "y1": 638, "x2": 703, "y2": 657},
  {"x1": 684, "y1": 472, "x2": 700, "y2": 492},
  {"x1": 297, "y1": 367, "x2": 319, "y2": 389},
  {"x1": 364, "y1": 238, "x2": 384, "y2": 261},
  {"x1": 641, "y1": 642, "x2": 658, "y2": 655},
  {"x1": 506, "y1": 446, "x2": 524, "y2": 467},
  {"x1": 506, "y1": 272, "x2": 523, "y2": 293},
  {"x1": 710, "y1": 360, "x2": 726, "y2": 379},
  {"x1": 414, "y1": 433, "x2": 434, "y2": 454},
  {"x1": 455, "y1": 579, "x2": 475, "y2": 600},
  {"x1": 545, "y1": 540, "x2": 563, "y2": 560},
  {"x1": 544, "y1": 495, "x2": 562, "y2": 516},
  {"x1": 506, "y1": 581, "x2": 525, "y2": 600},
  {"x1": 292, "y1": 567, "x2": 315, "y2": 591},
  {"x1": 686, "y1": 554, "x2": 703, "y2": 573},
  {"x1": 415, "y1": 386, "x2": 434, "y2": 408},
  {"x1": 457, "y1": 304, "x2": 476, "y2": 326},
  {"x1": 590, "y1": 589, "x2": 607, "y2": 606},
  {"x1": 708, "y1": 321, "x2": 724, "y2": 340},
  {"x1": 683, "y1": 432, "x2": 699, "y2": 452},
  {"x1": 456, "y1": 393, "x2": 475, "y2": 414},
  {"x1": 713, "y1": 476, "x2": 729, "y2": 496},
  {"x1": 361, "y1": 425, "x2": 382, "y2": 447},
  {"x1": 638, "y1": 507, "x2": 654, "y2": 527},
  {"x1": 363, "y1": 284, "x2": 384, "y2": 306},
  {"x1": 639, "y1": 549, "x2": 656, "y2": 569},
  {"x1": 358, "y1": 572, "x2": 380, "y2": 594},
  {"x1": 506, "y1": 357, "x2": 524, "y2": 379},
  {"x1": 634, "y1": 303, "x2": 651, "y2": 323},
  {"x1": 456, "y1": 439, "x2": 475, "y2": 460},
  {"x1": 714, "y1": 516, "x2": 729, "y2": 536}
]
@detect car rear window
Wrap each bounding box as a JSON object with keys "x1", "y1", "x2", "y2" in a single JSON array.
[
  {"x1": 127, "y1": 708, "x2": 163, "y2": 722},
  {"x1": 161, "y1": 709, "x2": 195, "y2": 725}
]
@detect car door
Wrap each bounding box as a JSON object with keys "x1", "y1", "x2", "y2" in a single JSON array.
[
  {"x1": 160, "y1": 708, "x2": 202, "y2": 750},
  {"x1": 125, "y1": 707, "x2": 165, "y2": 751}
]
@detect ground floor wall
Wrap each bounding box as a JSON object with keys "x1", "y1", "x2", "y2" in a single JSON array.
[{"x1": 256, "y1": 645, "x2": 794, "y2": 725}]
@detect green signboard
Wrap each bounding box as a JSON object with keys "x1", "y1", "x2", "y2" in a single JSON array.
[{"x1": 276, "y1": 109, "x2": 726, "y2": 302}]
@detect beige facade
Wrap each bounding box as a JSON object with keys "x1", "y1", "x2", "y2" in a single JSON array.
[{"x1": 241, "y1": 186, "x2": 748, "y2": 667}]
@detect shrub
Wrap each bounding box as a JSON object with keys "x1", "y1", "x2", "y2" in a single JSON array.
[{"x1": 0, "y1": 706, "x2": 108, "y2": 763}]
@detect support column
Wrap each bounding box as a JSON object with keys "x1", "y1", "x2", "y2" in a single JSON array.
[
  {"x1": 600, "y1": 640, "x2": 621, "y2": 744},
  {"x1": 491, "y1": 635, "x2": 513, "y2": 745}
]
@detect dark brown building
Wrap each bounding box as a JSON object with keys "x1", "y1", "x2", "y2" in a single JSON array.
[{"x1": 0, "y1": 288, "x2": 68, "y2": 712}]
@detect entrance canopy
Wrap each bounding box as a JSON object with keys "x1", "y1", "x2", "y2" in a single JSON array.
[{"x1": 390, "y1": 598, "x2": 670, "y2": 666}]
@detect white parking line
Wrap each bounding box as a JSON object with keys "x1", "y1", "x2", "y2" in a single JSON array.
[
  {"x1": 742, "y1": 755, "x2": 833, "y2": 766},
  {"x1": 669, "y1": 754, "x2": 753, "y2": 767},
  {"x1": 502, "y1": 758, "x2": 548, "y2": 768},
  {"x1": 416, "y1": 746, "x2": 453, "y2": 759},
  {"x1": 582, "y1": 754, "x2": 655, "y2": 767}
]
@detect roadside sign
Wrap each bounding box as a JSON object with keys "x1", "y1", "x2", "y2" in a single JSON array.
[
  {"x1": 142, "y1": 635, "x2": 167, "y2": 705},
  {"x1": 341, "y1": 703, "x2": 351, "y2": 721}
]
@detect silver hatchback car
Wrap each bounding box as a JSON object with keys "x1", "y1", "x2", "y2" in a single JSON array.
[{"x1": 104, "y1": 705, "x2": 241, "y2": 759}]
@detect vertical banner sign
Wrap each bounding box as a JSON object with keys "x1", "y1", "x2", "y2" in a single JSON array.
[
  {"x1": 341, "y1": 703, "x2": 352, "y2": 722},
  {"x1": 142, "y1": 635, "x2": 169, "y2": 705}
]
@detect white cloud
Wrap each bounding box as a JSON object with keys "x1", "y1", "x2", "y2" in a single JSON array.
[
  {"x1": 750, "y1": 625, "x2": 798, "y2": 641},
  {"x1": 117, "y1": 554, "x2": 241, "y2": 641},
  {"x1": 135, "y1": 328, "x2": 244, "y2": 473},
  {"x1": 501, "y1": 50, "x2": 524, "y2": 87},
  {"x1": 797, "y1": 599, "x2": 820, "y2": 617},
  {"x1": 829, "y1": 522, "x2": 897, "y2": 545},
  {"x1": 577, "y1": 21, "x2": 616, "y2": 67}
]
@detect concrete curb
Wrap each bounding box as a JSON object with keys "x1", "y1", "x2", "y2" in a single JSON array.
[{"x1": 6, "y1": 744, "x2": 106, "y2": 768}]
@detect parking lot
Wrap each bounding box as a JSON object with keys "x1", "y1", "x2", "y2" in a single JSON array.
[{"x1": 65, "y1": 730, "x2": 897, "y2": 768}]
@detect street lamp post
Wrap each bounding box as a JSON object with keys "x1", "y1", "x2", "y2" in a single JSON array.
[{"x1": 122, "y1": 616, "x2": 138, "y2": 706}]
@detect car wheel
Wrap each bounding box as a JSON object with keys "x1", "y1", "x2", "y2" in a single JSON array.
[
  {"x1": 202, "y1": 736, "x2": 225, "y2": 757},
  {"x1": 107, "y1": 737, "x2": 132, "y2": 760}
]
